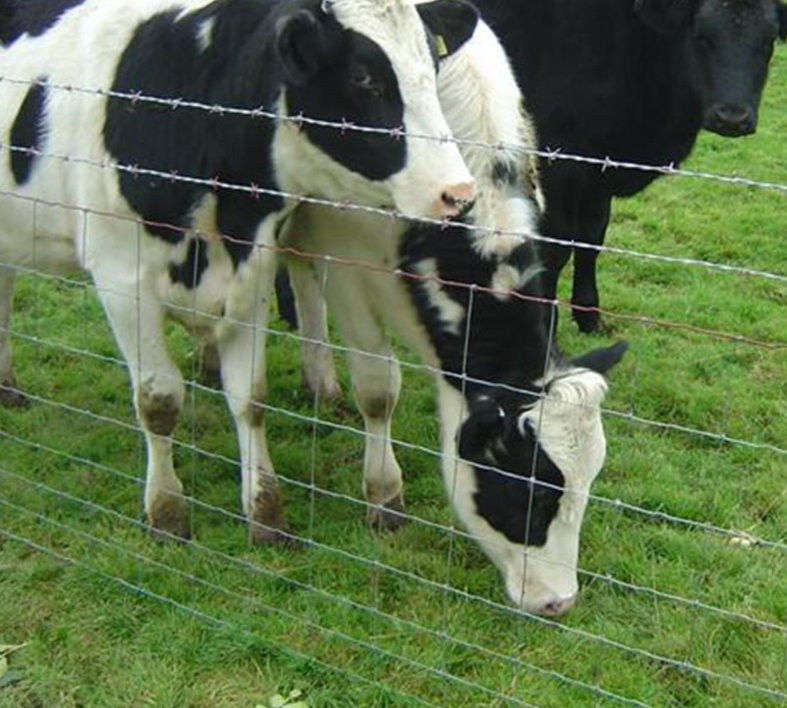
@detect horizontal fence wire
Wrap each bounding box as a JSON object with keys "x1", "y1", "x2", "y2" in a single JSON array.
[
  {"x1": 2, "y1": 74, "x2": 787, "y2": 200},
  {"x1": 0, "y1": 73, "x2": 786, "y2": 708},
  {"x1": 0, "y1": 479, "x2": 654, "y2": 708},
  {"x1": 2, "y1": 425, "x2": 787, "y2": 704},
  {"x1": 2, "y1": 141, "x2": 787, "y2": 290},
  {"x1": 3, "y1": 467, "x2": 787, "y2": 705}
]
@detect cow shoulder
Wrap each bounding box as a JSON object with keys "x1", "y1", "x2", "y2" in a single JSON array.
[{"x1": 104, "y1": 0, "x2": 284, "y2": 254}]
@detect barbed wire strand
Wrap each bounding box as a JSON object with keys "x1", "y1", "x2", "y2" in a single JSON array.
[
  {"x1": 1, "y1": 142, "x2": 787, "y2": 290},
  {"x1": 2, "y1": 75, "x2": 787, "y2": 200}
]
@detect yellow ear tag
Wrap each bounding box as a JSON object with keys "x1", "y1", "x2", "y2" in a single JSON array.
[{"x1": 435, "y1": 34, "x2": 449, "y2": 58}]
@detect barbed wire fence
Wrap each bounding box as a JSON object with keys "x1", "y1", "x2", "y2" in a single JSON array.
[{"x1": 0, "y1": 76, "x2": 785, "y2": 708}]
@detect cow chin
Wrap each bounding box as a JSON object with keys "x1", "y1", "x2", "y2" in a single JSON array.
[{"x1": 498, "y1": 524, "x2": 582, "y2": 617}]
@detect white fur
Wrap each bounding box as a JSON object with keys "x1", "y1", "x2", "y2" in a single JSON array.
[
  {"x1": 412, "y1": 258, "x2": 465, "y2": 335},
  {"x1": 196, "y1": 17, "x2": 215, "y2": 52},
  {"x1": 289, "y1": 20, "x2": 611, "y2": 614}
]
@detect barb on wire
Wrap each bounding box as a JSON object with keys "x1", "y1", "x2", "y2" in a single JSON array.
[{"x1": 1, "y1": 188, "x2": 785, "y2": 357}]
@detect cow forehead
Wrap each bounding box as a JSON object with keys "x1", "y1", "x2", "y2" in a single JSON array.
[
  {"x1": 520, "y1": 369, "x2": 608, "y2": 483},
  {"x1": 330, "y1": 0, "x2": 434, "y2": 87},
  {"x1": 698, "y1": 0, "x2": 777, "y2": 24}
]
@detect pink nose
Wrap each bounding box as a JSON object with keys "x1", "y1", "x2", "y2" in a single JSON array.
[
  {"x1": 538, "y1": 594, "x2": 577, "y2": 617},
  {"x1": 439, "y1": 181, "x2": 477, "y2": 218}
]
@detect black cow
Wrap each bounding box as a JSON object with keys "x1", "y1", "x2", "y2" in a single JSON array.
[{"x1": 475, "y1": 0, "x2": 787, "y2": 332}]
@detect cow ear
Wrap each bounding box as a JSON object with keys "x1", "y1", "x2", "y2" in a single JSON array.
[
  {"x1": 571, "y1": 341, "x2": 629, "y2": 376},
  {"x1": 417, "y1": 0, "x2": 479, "y2": 59},
  {"x1": 778, "y1": 2, "x2": 787, "y2": 41},
  {"x1": 276, "y1": 9, "x2": 326, "y2": 86},
  {"x1": 634, "y1": 0, "x2": 696, "y2": 34}
]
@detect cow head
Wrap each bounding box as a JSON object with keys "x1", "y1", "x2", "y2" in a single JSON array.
[
  {"x1": 456, "y1": 342, "x2": 628, "y2": 615},
  {"x1": 635, "y1": 0, "x2": 787, "y2": 136},
  {"x1": 276, "y1": 0, "x2": 478, "y2": 218}
]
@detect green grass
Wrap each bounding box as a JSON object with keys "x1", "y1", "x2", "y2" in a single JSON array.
[{"x1": 2, "y1": 52, "x2": 787, "y2": 708}]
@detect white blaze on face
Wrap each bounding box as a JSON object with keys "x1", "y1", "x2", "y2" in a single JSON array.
[{"x1": 330, "y1": 0, "x2": 475, "y2": 218}]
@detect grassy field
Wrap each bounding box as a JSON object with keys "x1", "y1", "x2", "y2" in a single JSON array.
[{"x1": 2, "y1": 48, "x2": 787, "y2": 708}]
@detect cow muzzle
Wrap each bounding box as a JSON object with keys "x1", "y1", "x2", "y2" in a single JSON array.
[
  {"x1": 439, "y1": 181, "x2": 477, "y2": 219},
  {"x1": 704, "y1": 103, "x2": 756, "y2": 137}
]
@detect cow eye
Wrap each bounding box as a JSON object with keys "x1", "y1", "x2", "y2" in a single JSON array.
[{"x1": 350, "y1": 66, "x2": 383, "y2": 95}]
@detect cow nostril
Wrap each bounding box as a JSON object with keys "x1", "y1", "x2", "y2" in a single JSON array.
[
  {"x1": 711, "y1": 105, "x2": 754, "y2": 133},
  {"x1": 441, "y1": 192, "x2": 476, "y2": 218},
  {"x1": 540, "y1": 594, "x2": 577, "y2": 617}
]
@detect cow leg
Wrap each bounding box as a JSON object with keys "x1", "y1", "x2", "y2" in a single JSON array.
[
  {"x1": 197, "y1": 340, "x2": 222, "y2": 389},
  {"x1": 275, "y1": 268, "x2": 298, "y2": 330},
  {"x1": 93, "y1": 275, "x2": 188, "y2": 540},
  {"x1": 318, "y1": 265, "x2": 405, "y2": 531},
  {"x1": 0, "y1": 266, "x2": 25, "y2": 407},
  {"x1": 287, "y1": 256, "x2": 341, "y2": 402},
  {"x1": 218, "y1": 252, "x2": 289, "y2": 546},
  {"x1": 348, "y1": 345, "x2": 405, "y2": 532},
  {"x1": 571, "y1": 197, "x2": 611, "y2": 334},
  {"x1": 537, "y1": 239, "x2": 572, "y2": 343}
]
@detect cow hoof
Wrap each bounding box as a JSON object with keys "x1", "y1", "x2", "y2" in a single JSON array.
[
  {"x1": 0, "y1": 381, "x2": 28, "y2": 408},
  {"x1": 367, "y1": 494, "x2": 407, "y2": 533},
  {"x1": 146, "y1": 494, "x2": 190, "y2": 542},
  {"x1": 250, "y1": 521, "x2": 299, "y2": 548},
  {"x1": 572, "y1": 308, "x2": 604, "y2": 334},
  {"x1": 301, "y1": 372, "x2": 343, "y2": 404}
]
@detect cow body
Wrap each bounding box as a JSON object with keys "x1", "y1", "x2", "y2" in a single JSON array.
[
  {"x1": 473, "y1": 0, "x2": 787, "y2": 332},
  {"x1": 286, "y1": 22, "x2": 626, "y2": 614},
  {"x1": 0, "y1": 0, "x2": 479, "y2": 540}
]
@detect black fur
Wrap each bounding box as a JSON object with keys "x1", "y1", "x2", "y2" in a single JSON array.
[
  {"x1": 474, "y1": 0, "x2": 787, "y2": 332},
  {"x1": 400, "y1": 225, "x2": 568, "y2": 547},
  {"x1": 400, "y1": 226, "x2": 551, "y2": 398},
  {"x1": 417, "y1": 0, "x2": 480, "y2": 57},
  {"x1": 169, "y1": 237, "x2": 209, "y2": 289},
  {"x1": 104, "y1": 2, "x2": 285, "y2": 259},
  {"x1": 286, "y1": 30, "x2": 407, "y2": 182},
  {"x1": 0, "y1": 0, "x2": 86, "y2": 44},
  {"x1": 9, "y1": 78, "x2": 48, "y2": 185},
  {"x1": 398, "y1": 214, "x2": 627, "y2": 546}
]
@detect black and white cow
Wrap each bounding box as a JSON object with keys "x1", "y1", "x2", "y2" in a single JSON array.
[
  {"x1": 0, "y1": 0, "x2": 480, "y2": 540},
  {"x1": 284, "y1": 21, "x2": 627, "y2": 615},
  {"x1": 472, "y1": 0, "x2": 787, "y2": 333}
]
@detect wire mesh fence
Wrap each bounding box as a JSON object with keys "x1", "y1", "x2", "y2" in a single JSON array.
[{"x1": 0, "y1": 58, "x2": 786, "y2": 708}]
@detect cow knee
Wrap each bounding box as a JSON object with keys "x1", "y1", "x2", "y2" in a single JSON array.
[
  {"x1": 355, "y1": 388, "x2": 397, "y2": 423},
  {"x1": 137, "y1": 381, "x2": 184, "y2": 437}
]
